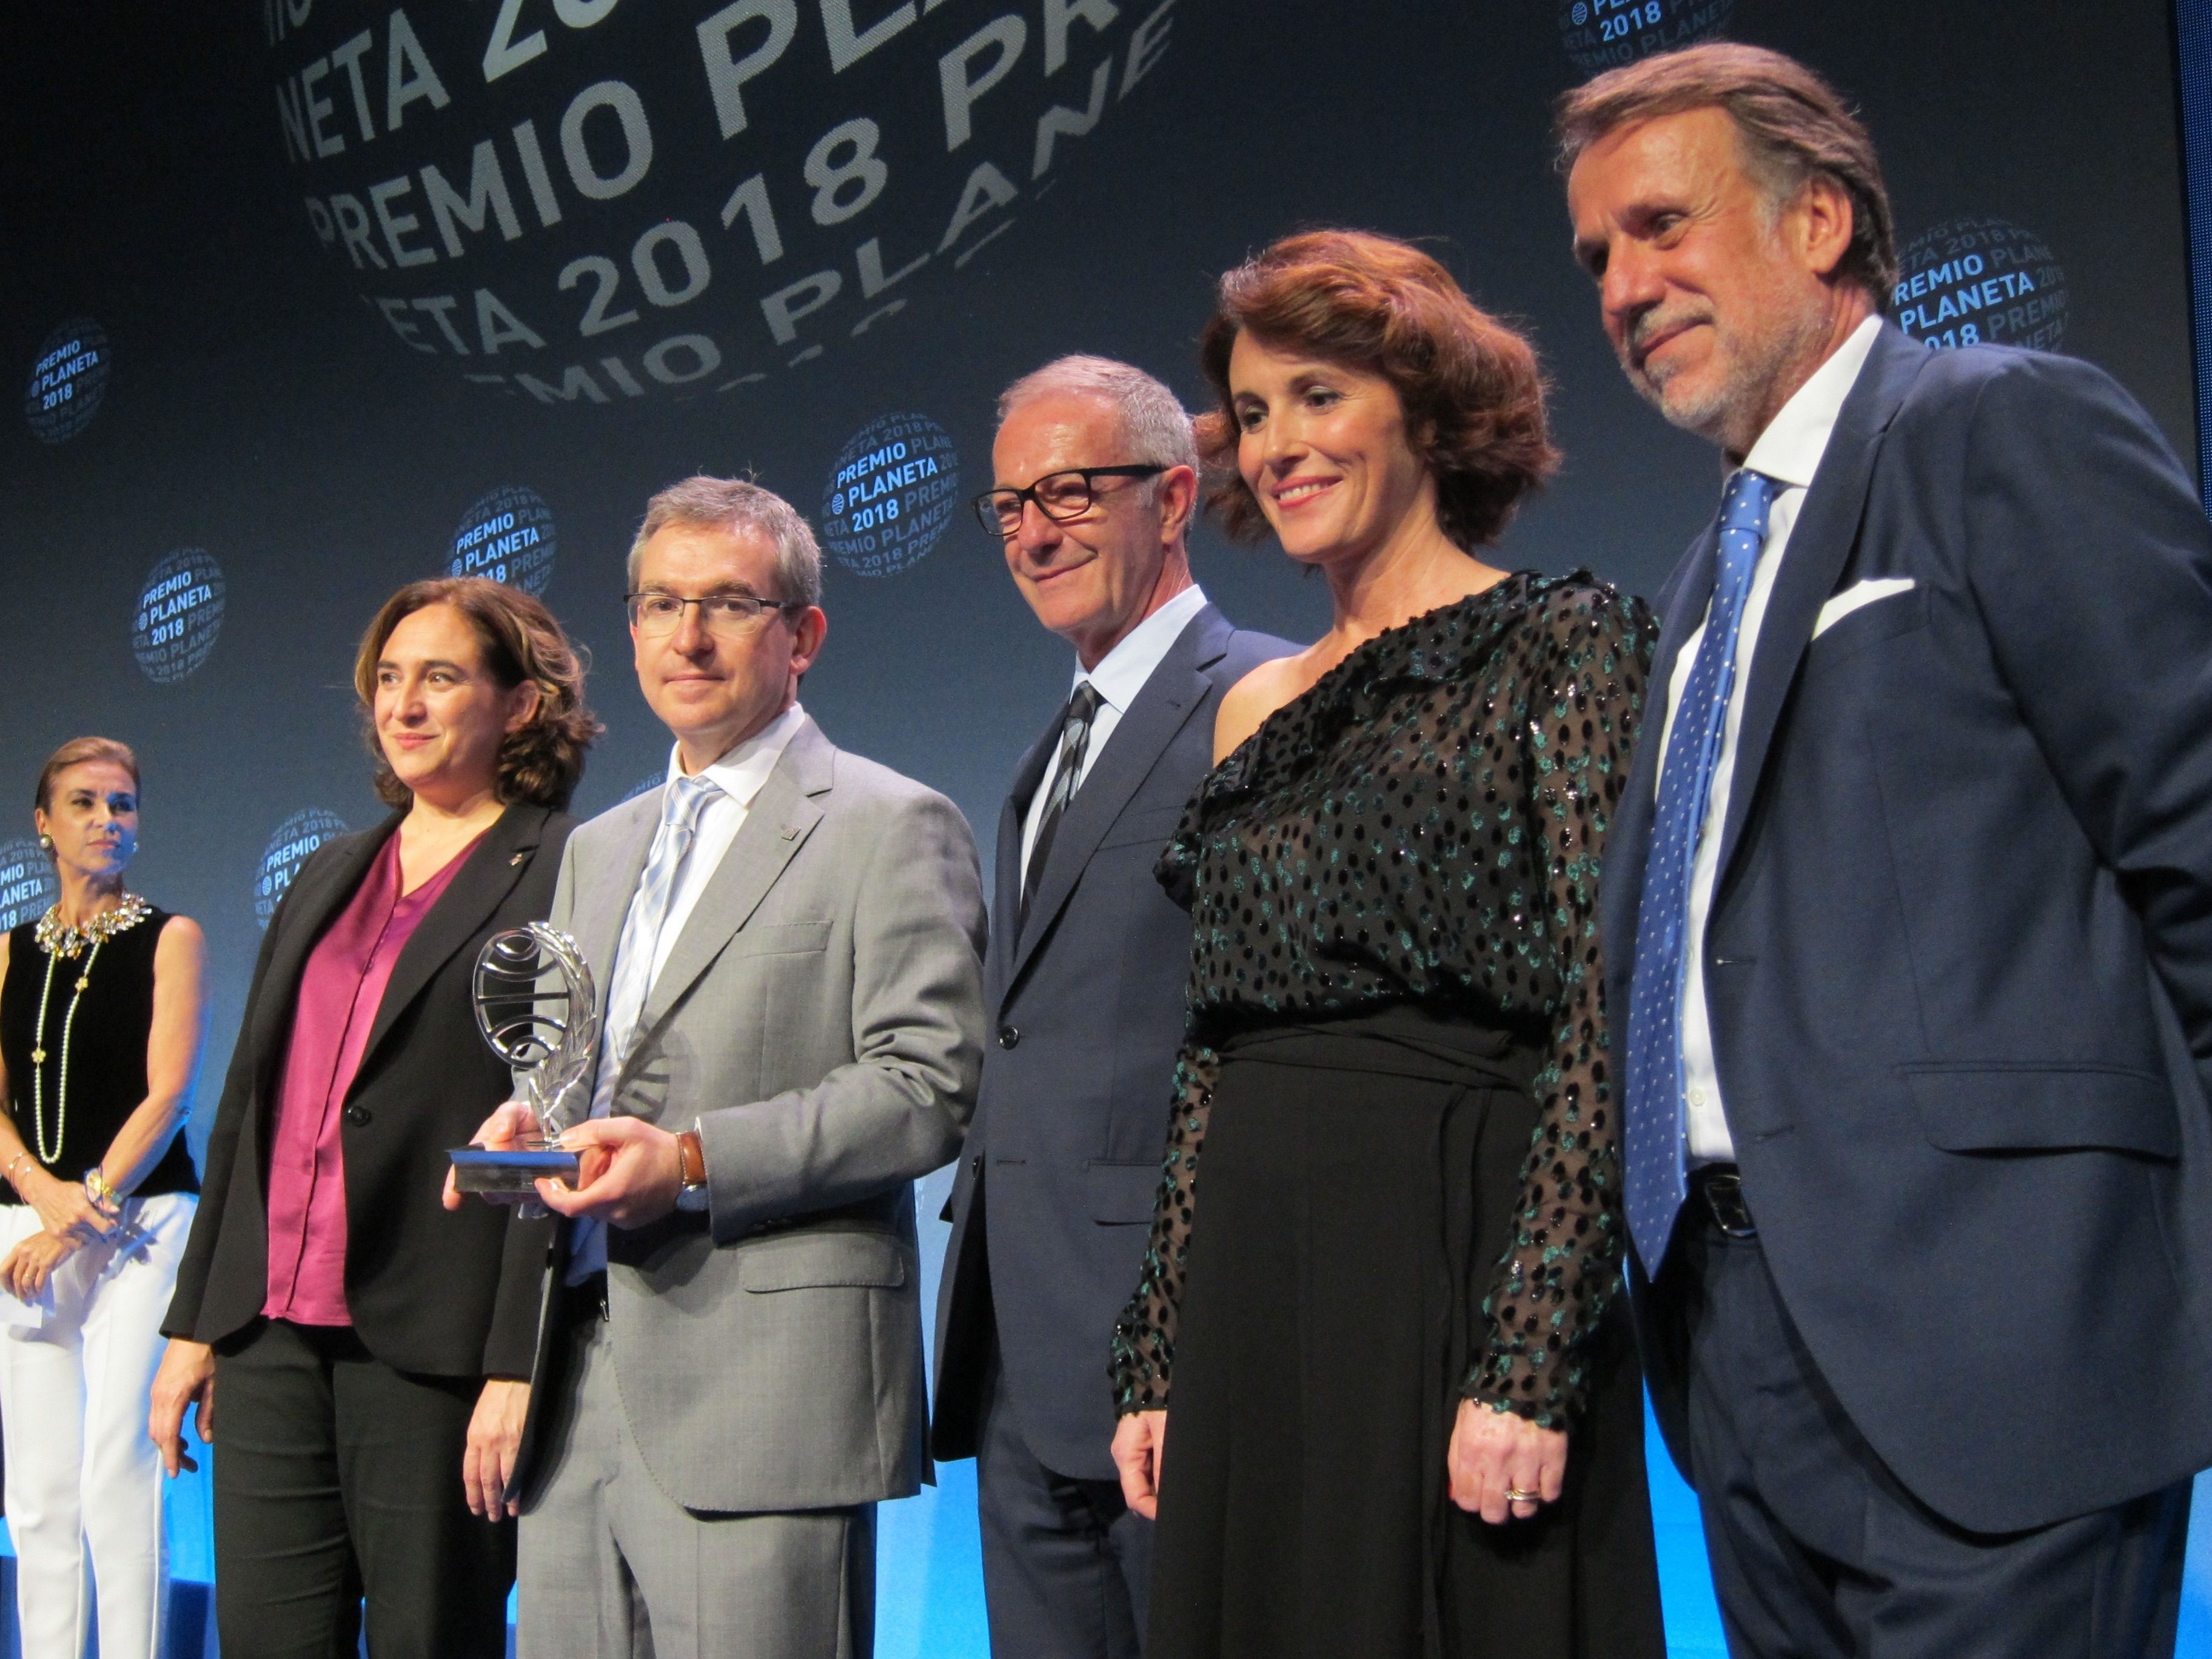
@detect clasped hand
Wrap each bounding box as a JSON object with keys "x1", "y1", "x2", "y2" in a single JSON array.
[
  {"x1": 0, "y1": 1166, "x2": 118, "y2": 1301},
  {"x1": 441, "y1": 1100, "x2": 684, "y2": 1227}
]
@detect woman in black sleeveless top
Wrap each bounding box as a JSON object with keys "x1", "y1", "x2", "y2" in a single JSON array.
[{"x1": 0, "y1": 737, "x2": 207, "y2": 1659}]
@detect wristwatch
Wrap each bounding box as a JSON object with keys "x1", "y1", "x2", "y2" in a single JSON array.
[{"x1": 674, "y1": 1124, "x2": 709, "y2": 1213}]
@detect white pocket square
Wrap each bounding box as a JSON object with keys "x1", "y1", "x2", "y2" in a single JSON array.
[{"x1": 1813, "y1": 577, "x2": 1915, "y2": 639}]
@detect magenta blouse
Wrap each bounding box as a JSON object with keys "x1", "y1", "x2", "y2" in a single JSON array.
[{"x1": 263, "y1": 829, "x2": 477, "y2": 1326}]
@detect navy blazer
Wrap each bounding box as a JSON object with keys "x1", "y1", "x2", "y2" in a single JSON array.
[
  {"x1": 932, "y1": 603, "x2": 1289, "y2": 1480},
  {"x1": 1604, "y1": 321, "x2": 2212, "y2": 1533}
]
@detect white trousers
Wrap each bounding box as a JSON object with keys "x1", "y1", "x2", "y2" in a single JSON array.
[{"x1": 0, "y1": 1191, "x2": 194, "y2": 1659}]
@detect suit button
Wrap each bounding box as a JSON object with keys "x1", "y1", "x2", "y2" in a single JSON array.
[
  {"x1": 343, "y1": 1104, "x2": 370, "y2": 1126},
  {"x1": 998, "y1": 1025, "x2": 1020, "y2": 1050}
]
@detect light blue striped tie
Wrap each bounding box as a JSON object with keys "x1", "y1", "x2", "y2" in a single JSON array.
[
  {"x1": 566, "y1": 770, "x2": 721, "y2": 1282},
  {"x1": 1622, "y1": 469, "x2": 1777, "y2": 1274}
]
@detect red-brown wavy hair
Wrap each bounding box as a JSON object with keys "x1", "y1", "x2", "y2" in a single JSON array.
[{"x1": 1196, "y1": 230, "x2": 1559, "y2": 551}]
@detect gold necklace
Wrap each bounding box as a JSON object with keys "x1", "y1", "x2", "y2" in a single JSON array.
[{"x1": 33, "y1": 891, "x2": 149, "y2": 960}]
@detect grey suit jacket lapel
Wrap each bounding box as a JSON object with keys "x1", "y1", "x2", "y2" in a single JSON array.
[
  {"x1": 633, "y1": 717, "x2": 833, "y2": 1045},
  {"x1": 574, "y1": 794, "x2": 662, "y2": 1033}
]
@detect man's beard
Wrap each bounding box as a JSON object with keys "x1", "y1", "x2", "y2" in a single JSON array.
[{"x1": 1624, "y1": 303, "x2": 1829, "y2": 454}]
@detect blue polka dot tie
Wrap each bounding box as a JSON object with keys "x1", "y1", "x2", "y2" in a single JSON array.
[{"x1": 1623, "y1": 468, "x2": 1778, "y2": 1274}]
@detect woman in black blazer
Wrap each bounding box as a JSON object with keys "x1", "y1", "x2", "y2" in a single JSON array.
[{"x1": 149, "y1": 576, "x2": 598, "y2": 1658}]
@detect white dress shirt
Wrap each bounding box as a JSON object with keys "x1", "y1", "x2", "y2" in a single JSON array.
[
  {"x1": 568, "y1": 700, "x2": 807, "y2": 1283},
  {"x1": 640, "y1": 700, "x2": 808, "y2": 987},
  {"x1": 1655, "y1": 315, "x2": 1883, "y2": 1164},
  {"x1": 1017, "y1": 583, "x2": 1210, "y2": 876}
]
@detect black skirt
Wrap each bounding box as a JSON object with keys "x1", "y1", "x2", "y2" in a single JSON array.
[{"x1": 1147, "y1": 1005, "x2": 1666, "y2": 1659}]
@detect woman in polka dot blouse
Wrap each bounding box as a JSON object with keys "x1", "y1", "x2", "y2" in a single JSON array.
[{"x1": 1108, "y1": 230, "x2": 1665, "y2": 1659}]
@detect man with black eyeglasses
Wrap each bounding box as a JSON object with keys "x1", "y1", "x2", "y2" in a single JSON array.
[
  {"x1": 457, "y1": 474, "x2": 987, "y2": 1658},
  {"x1": 933, "y1": 357, "x2": 1287, "y2": 1658}
]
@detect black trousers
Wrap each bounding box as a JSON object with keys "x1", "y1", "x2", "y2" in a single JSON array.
[
  {"x1": 977, "y1": 1354, "x2": 1152, "y2": 1659},
  {"x1": 1667, "y1": 1216, "x2": 2191, "y2": 1658},
  {"x1": 211, "y1": 1319, "x2": 515, "y2": 1659},
  {"x1": 1146, "y1": 1011, "x2": 1664, "y2": 1659}
]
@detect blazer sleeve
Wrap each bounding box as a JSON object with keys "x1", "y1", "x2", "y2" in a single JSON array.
[
  {"x1": 161, "y1": 855, "x2": 305, "y2": 1339},
  {"x1": 478, "y1": 833, "x2": 575, "y2": 1376},
  {"x1": 1962, "y1": 353, "x2": 2212, "y2": 1073},
  {"x1": 696, "y1": 788, "x2": 988, "y2": 1241}
]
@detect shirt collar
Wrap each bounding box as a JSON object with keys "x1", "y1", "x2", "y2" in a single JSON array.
[
  {"x1": 1739, "y1": 313, "x2": 1885, "y2": 492},
  {"x1": 1071, "y1": 585, "x2": 1209, "y2": 715},
  {"x1": 666, "y1": 701, "x2": 806, "y2": 813}
]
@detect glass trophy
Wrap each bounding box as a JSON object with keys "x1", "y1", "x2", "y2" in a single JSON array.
[{"x1": 448, "y1": 923, "x2": 597, "y2": 1194}]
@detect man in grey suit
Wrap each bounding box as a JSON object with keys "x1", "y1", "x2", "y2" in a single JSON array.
[
  {"x1": 933, "y1": 357, "x2": 1287, "y2": 1657},
  {"x1": 458, "y1": 475, "x2": 987, "y2": 1658}
]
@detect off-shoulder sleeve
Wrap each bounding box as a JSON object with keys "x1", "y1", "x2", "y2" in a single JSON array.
[
  {"x1": 1108, "y1": 1036, "x2": 1218, "y2": 1412},
  {"x1": 1463, "y1": 586, "x2": 1654, "y2": 1427}
]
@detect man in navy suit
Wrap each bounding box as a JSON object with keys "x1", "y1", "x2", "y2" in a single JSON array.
[
  {"x1": 1564, "y1": 43, "x2": 2212, "y2": 1656},
  {"x1": 932, "y1": 356, "x2": 1286, "y2": 1657}
]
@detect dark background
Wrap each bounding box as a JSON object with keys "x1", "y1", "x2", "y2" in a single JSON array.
[
  {"x1": 0, "y1": 0, "x2": 2191, "y2": 1097},
  {"x1": 0, "y1": 0, "x2": 2198, "y2": 1641}
]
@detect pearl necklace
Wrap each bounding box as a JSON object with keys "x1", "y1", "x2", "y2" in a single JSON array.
[{"x1": 27, "y1": 895, "x2": 149, "y2": 1167}]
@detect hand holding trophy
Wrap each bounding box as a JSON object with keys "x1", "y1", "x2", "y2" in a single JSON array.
[{"x1": 449, "y1": 923, "x2": 598, "y2": 1195}]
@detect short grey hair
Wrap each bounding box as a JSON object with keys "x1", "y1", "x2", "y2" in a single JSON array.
[
  {"x1": 626, "y1": 475, "x2": 823, "y2": 608},
  {"x1": 997, "y1": 355, "x2": 1199, "y2": 498}
]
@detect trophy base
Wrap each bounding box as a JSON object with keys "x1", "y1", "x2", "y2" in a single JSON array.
[{"x1": 449, "y1": 1146, "x2": 580, "y2": 1193}]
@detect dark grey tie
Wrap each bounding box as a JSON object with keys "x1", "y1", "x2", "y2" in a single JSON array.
[{"x1": 1021, "y1": 680, "x2": 1104, "y2": 925}]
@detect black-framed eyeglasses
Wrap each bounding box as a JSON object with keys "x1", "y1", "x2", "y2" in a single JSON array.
[
  {"x1": 971, "y1": 465, "x2": 1166, "y2": 538},
  {"x1": 625, "y1": 591, "x2": 801, "y2": 637}
]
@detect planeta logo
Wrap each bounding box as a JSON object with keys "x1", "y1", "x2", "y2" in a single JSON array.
[
  {"x1": 132, "y1": 549, "x2": 228, "y2": 684},
  {"x1": 1556, "y1": 0, "x2": 1732, "y2": 74},
  {"x1": 254, "y1": 808, "x2": 350, "y2": 928},
  {"x1": 451, "y1": 486, "x2": 558, "y2": 594},
  {"x1": 0, "y1": 840, "x2": 59, "y2": 933},
  {"x1": 820, "y1": 411, "x2": 959, "y2": 575},
  {"x1": 1893, "y1": 218, "x2": 2068, "y2": 353},
  {"x1": 24, "y1": 319, "x2": 112, "y2": 444}
]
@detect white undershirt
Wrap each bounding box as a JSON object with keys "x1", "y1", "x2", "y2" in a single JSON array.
[
  {"x1": 1655, "y1": 315, "x2": 1883, "y2": 1164},
  {"x1": 1017, "y1": 584, "x2": 1210, "y2": 877}
]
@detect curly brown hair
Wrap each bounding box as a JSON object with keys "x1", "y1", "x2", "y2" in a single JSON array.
[
  {"x1": 1196, "y1": 230, "x2": 1559, "y2": 551},
  {"x1": 352, "y1": 578, "x2": 599, "y2": 811}
]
